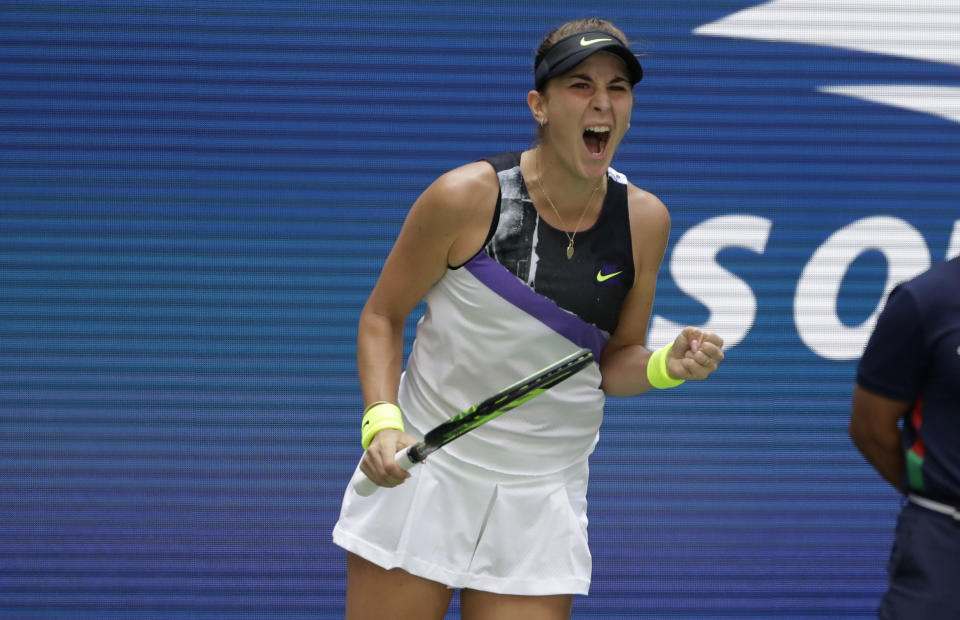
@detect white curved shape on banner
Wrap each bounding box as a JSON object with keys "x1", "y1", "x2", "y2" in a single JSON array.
[
  {"x1": 695, "y1": 1, "x2": 960, "y2": 124},
  {"x1": 794, "y1": 216, "x2": 930, "y2": 360},
  {"x1": 694, "y1": 0, "x2": 960, "y2": 66},
  {"x1": 820, "y1": 85, "x2": 960, "y2": 124},
  {"x1": 948, "y1": 221, "x2": 960, "y2": 260}
]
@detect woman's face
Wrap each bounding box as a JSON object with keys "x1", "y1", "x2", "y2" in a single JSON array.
[{"x1": 538, "y1": 51, "x2": 634, "y2": 180}]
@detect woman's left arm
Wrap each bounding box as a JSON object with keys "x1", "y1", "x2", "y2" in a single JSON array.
[{"x1": 599, "y1": 185, "x2": 724, "y2": 396}]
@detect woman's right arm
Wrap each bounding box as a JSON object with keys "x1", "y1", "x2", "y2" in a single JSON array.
[{"x1": 356, "y1": 161, "x2": 499, "y2": 487}]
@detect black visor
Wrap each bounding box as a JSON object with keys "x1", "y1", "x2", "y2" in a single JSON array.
[{"x1": 534, "y1": 31, "x2": 643, "y2": 91}]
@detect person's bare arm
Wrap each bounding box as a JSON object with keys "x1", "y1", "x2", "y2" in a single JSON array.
[
  {"x1": 357, "y1": 162, "x2": 498, "y2": 486},
  {"x1": 600, "y1": 185, "x2": 724, "y2": 396},
  {"x1": 849, "y1": 384, "x2": 910, "y2": 490}
]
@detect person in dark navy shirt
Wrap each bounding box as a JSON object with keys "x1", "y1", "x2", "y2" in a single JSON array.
[{"x1": 850, "y1": 256, "x2": 960, "y2": 620}]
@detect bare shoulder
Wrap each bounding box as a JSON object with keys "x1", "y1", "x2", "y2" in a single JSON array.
[
  {"x1": 626, "y1": 182, "x2": 669, "y2": 223},
  {"x1": 426, "y1": 160, "x2": 500, "y2": 217},
  {"x1": 416, "y1": 160, "x2": 499, "y2": 266},
  {"x1": 625, "y1": 181, "x2": 670, "y2": 241}
]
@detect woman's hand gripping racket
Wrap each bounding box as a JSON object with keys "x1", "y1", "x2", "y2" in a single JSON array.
[{"x1": 350, "y1": 348, "x2": 594, "y2": 496}]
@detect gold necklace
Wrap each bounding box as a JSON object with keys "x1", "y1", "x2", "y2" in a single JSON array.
[{"x1": 534, "y1": 149, "x2": 603, "y2": 259}]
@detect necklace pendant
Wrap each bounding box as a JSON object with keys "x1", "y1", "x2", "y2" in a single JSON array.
[{"x1": 566, "y1": 242, "x2": 574, "y2": 260}]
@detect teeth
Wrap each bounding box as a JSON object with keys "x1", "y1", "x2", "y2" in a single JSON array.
[{"x1": 585, "y1": 126, "x2": 611, "y2": 133}]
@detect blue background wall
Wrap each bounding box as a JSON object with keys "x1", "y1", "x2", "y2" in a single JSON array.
[{"x1": 2, "y1": 1, "x2": 958, "y2": 618}]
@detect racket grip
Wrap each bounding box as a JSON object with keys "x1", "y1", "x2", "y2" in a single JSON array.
[{"x1": 351, "y1": 447, "x2": 417, "y2": 497}]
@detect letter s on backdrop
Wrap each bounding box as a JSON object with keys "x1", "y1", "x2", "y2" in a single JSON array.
[{"x1": 648, "y1": 215, "x2": 772, "y2": 351}]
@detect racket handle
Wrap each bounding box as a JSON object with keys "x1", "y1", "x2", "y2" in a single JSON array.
[{"x1": 351, "y1": 447, "x2": 417, "y2": 497}]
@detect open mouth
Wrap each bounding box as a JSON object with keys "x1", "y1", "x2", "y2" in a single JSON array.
[{"x1": 583, "y1": 126, "x2": 610, "y2": 157}]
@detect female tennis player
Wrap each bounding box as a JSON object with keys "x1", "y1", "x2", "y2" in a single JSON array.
[{"x1": 333, "y1": 17, "x2": 725, "y2": 620}]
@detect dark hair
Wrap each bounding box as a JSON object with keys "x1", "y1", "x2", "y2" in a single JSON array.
[{"x1": 534, "y1": 18, "x2": 631, "y2": 91}]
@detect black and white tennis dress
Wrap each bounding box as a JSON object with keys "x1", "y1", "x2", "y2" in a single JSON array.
[{"x1": 333, "y1": 151, "x2": 635, "y2": 595}]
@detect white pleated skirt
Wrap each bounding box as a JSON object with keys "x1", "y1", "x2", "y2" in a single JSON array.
[{"x1": 332, "y1": 450, "x2": 592, "y2": 596}]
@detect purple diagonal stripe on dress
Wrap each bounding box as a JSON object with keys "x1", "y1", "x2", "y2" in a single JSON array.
[{"x1": 464, "y1": 253, "x2": 608, "y2": 360}]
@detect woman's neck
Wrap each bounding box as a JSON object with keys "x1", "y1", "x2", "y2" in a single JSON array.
[{"x1": 526, "y1": 146, "x2": 606, "y2": 219}]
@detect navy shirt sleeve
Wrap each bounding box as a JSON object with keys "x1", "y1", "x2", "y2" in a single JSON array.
[{"x1": 856, "y1": 284, "x2": 926, "y2": 403}]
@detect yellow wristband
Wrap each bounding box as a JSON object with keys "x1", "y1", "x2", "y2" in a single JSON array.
[
  {"x1": 361, "y1": 401, "x2": 405, "y2": 450},
  {"x1": 646, "y1": 344, "x2": 685, "y2": 389}
]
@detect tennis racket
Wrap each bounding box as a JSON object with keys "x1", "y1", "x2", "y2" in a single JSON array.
[{"x1": 350, "y1": 348, "x2": 595, "y2": 496}]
